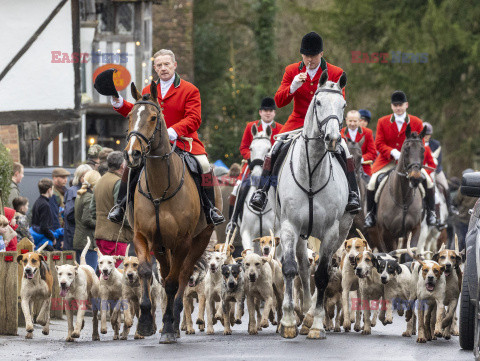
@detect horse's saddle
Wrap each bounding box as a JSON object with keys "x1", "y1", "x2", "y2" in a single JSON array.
[
  {"x1": 374, "y1": 170, "x2": 425, "y2": 203},
  {"x1": 174, "y1": 148, "x2": 202, "y2": 175}
]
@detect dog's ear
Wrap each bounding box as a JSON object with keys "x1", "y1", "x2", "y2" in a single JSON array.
[
  {"x1": 314, "y1": 254, "x2": 320, "y2": 264},
  {"x1": 274, "y1": 237, "x2": 280, "y2": 246},
  {"x1": 343, "y1": 240, "x2": 348, "y2": 249},
  {"x1": 362, "y1": 239, "x2": 368, "y2": 249},
  {"x1": 455, "y1": 255, "x2": 462, "y2": 268},
  {"x1": 252, "y1": 237, "x2": 261, "y2": 243},
  {"x1": 370, "y1": 253, "x2": 378, "y2": 268},
  {"x1": 432, "y1": 252, "x2": 439, "y2": 263},
  {"x1": 114, "y1": 256, "x2": 125, "y2": 261},
  {"x1": 229, "y1": 244, "x2": 235, "y2": 252},
  {"x1": 17, "y1": 255, "x2": 24, "y2": 264},
  {"x1": 241, "y1": 249, "x2": 250, "y2": 258},
  {"x1": 396, "y1": 263, "x2": 402, "y2": 275},
  {"x1": 261, "y1": 257, "x2": 268, "y2": 264},
  {"x1": 74, "y1": 265, "x2": 79, "y2": 274},
  {"x1": 55, "y1": 265, "x2": 59, "y2": 272}
]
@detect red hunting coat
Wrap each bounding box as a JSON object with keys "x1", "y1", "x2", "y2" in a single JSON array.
[
  {"x1": 372, "y1": 114, "x2": 436, "y2": 175},
  {"x1": 275, "y1": 59, "x2": 346, "y2": 134},
  {"x1": 114, "y1": 74, "x2": 206, "y2": 155},
  {"x1": 239, "y1": 120, "x2": 283, "y2": 176},
  {"x1": 341, "y1": 126, "x2": 377, "y2": 176}
]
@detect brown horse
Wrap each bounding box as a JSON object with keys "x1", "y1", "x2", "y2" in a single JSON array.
[
  {"x1": 124, "y1": 81, "x2": 221, "y2": 343},
  {"x1": 375, "y1": 125, "x2": 427, "y2": 251}
]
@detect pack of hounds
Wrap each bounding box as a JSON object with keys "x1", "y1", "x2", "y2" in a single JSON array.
[{"x1": 17, "y1": 228, "x2": 463, "y2": 344}]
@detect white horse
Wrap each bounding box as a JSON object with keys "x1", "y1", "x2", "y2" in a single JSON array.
[
  {"x1": 276, "y1": 70, "x2": 353, "y2": 339},
  {"x1": 239, "y1": 124, "x2": 276, "y2": 253},
  {"x1": 416, "y1": 181, "x2": 449, "y2": 254}
]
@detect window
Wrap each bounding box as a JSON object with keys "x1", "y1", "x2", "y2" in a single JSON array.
[{"x1": 95, "y1": 1, "x2": 134, "y2": 34}]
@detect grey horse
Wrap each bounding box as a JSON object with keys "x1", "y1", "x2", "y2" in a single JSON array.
[
  {"x1": 275, "y1": 70, "x2": 353, "y2": 339},
  {"x1": 239, "y1": 124, "x2": 276, "y2": 253}
]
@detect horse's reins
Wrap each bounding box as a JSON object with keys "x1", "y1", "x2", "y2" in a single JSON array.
[
  {"x1": 289, "y1": 87, "x2": 342, "y2": 240},
  {"x1": 126, "y1": 100, "x2": 187, "y2": 255}
]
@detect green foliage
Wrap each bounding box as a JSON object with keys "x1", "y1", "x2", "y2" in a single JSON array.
[{"x1": 0, "y1": 142, "x2": 13, "y2": 205}]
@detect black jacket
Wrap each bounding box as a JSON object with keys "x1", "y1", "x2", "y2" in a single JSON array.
[{"x1": 31, "y1": 195, "x2": 55, "y2": 241}]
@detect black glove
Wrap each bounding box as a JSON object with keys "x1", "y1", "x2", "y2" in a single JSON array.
[{"x1": 94, "y1": 68, "x2": 120, "y2": 97}]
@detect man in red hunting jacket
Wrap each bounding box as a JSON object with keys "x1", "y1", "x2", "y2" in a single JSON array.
[
  {"x1": 249, "y1": 32, "x2": 361, "y2": 214},
  {"x1": 364, "y1": 90, "x2": 437, "y2": 228},
  {"x1": 340, "y1": 110, "x2": 377, "y2": 176},
  {"x1": 94, "y1": 49, "x2": 224, "y2": 225},
  {"x1": 225, "y1": 97, "x2": 283, "y2": 235}
]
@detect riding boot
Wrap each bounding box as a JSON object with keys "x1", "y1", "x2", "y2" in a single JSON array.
[
  {"x1": 201, "y1": 170, "x2": 225, "y2": 225},
  {"x1": 345, "y1": 156, "x2": 362, "y2": 214},
  {"x1": 425, "y1": 187, "x2": 437, "y2": 226},
  {"x1": 108, "y1": 169, "x2": 129, "y2": 224},
  {"x1": 364, "y1": 189, "x2": 377, "y2": 228},
  {"x1": 225, "y1": 179, "x2": 250, "y2": 235},
  {"x1": 249, "y1": 140, "x2": 284, "y2": 212}
]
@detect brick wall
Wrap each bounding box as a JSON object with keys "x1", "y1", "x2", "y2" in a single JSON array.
[
  {"x1": 0, "y1": 125, "x2": 19, "y2": 162},
  {"x1": 152, "y1": 0, "x2": 194, "y2": 82}
]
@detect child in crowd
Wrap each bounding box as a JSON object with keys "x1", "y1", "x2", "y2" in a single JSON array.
[
  {"x1": 0, "y1": 214, "x2": 17, "y2": 251},
  {"x1": 12, "y1": 196, "x2": 33, "y2": 242},
  {"x1": 30, "y1": 178, "x2": 61, "y2": 251}
]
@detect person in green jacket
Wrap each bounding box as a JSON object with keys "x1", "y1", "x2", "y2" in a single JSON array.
[{"x1": 73, "y1": 170, "x2": 101, "y2": 270}]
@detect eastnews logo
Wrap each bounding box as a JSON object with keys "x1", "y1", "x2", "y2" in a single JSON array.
[
  {"x1": 351, "y1": 51, "x2": 428, "y2": 64},
  {"x1": 51, "y1": 51, "x2": 129, "y2": 64}
]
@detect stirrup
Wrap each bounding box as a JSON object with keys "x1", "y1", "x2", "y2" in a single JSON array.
[
  {"x1": 107, "y1": 204, "x2": 125, "y2": 224},
  {"x1": 225, "y1": 221, "x2": 237, "y2": 236},
  {"x1": 249, "y1": 190, "x2": 268, "y2": 212},
  {"x1": 209, "y1": 207, "x2": 225, "y2": 226},
  {"x1": 364, "y1": 212, "x2": 376, "y2": 228}
]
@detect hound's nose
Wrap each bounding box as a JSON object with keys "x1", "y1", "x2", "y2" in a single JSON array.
[
  {"x1": 427, "y1": 276, "x2": 435, "y2": 282},
  {"x1": 445, "y1": 264, "x2": 452, "y2": 271},
  {"x1": 228, "y1": 281, "x2": 236, "y2": 288},
  {"x1": 349, "y1": 255, "x2": 355, "y2": 263},
  {"x1": 381, "y1": 276, "x2": 388, "y2": 284},
  {"x1": 355, "y1": 268, "x2": 362, "y2": 275}
]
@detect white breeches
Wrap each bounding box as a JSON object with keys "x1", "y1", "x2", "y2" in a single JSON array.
[{"x1": 193, "y1": 154, "x2": 211, "y2": 174}]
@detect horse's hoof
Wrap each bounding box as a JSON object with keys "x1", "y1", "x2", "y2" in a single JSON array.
[
  {"x1": 92, "y1": 334, "x2": 100, "y2": 341},
  {"x1": 159, "y1": 332, "x2": 177, "y2": 344},
  {"x1": 307, "y1": 328, "x2": 326, "y2": 340},
  {"x1": 302, "y1": 313, "x2": 314, "y2": 328},
  {"x1": 279, "y1": 324, "x2": 298, "y2": 339},
  {"x1": 137, "y1": 321, "x2": 155, "y2": 337},
  {"x1": 299, "y1": 325, "x2": 310, "y2": 335}
]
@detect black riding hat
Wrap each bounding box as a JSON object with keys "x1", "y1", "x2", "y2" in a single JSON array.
[
  {"x1": 259, "y1": 97, "x2": 276, "y2": 110},
  {"x1": 391, "y1": 90, "x2": 407, "y2": 104},
  {"x1": 300, "y1": 32, "x2": 323, "y2": 55},
  {"x1": 94, "y1": 68, "x2": 119, "y2": 98}
]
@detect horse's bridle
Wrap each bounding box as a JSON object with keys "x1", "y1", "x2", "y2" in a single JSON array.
[
  {"x1": 397, "y1": 138, "x2": 425, "y2": 177},
  {"x1": 305, "y1": 88, "x2": 343, "y2": 141},
  {"x1": 125, "y1": 100, "x2": 177, "y2": 162}
]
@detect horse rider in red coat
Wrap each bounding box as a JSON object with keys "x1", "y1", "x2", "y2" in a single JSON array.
[
  {"x1": 364, "y1": 90, "x2": 437, "y2": 228},
  {"x1": 340, "y1": 110, "x2": 377, "y2": 177},
  {"x1": 93, "y1": 49, "x2": 224, "y2": 225},
  {"x1": 249, "y1": 32, "x2": 361, "y2": 214},
  {"x1": 225, "y1": 97, "x2": 283, "y2": 235}
]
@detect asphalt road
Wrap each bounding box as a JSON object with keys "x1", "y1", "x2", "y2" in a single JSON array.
[{"x1": 0, "y1": 306, "x2": 473, "y2": 361}]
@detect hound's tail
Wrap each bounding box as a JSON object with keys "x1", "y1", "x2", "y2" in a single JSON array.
[{"x1": 80, "y1": 237, "x2": 91, "y2": 265}]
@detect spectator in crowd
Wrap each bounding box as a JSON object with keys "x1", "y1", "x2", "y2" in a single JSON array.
[
  {"x1": 30, "y1": 178, "x2": 61, "y2": 251},
  {"x1": 0, "y1": 209, "x2": 18, "y2": 251},
  {"x1": 0, "y1": 215, "x2": 16, "y2": 251},
  {"x1": 91, "y1": 151, "x2": 132, "y2": 267},
  {"x1": 7, "y1": 162, "x2": 24, "y2": 208},
  {"x1": 12, "y1": 196, "x2": 33, "y2": 242},
  {"x1": 97, "y1": 147, "x2": 113, "y2": 176},
  {"x1": 453, "y1": 168, "x2": 478, "y2": 252},
  {"x1": 63, "y1": 164, "x2": 92, "y2": 250},
  {"x1": 3, "y1": 207, "x2": 18, "y2": 251},
  {"x1": 74, "y1": 170, "x2": 101, "y2": 270},
  {"x1": 86, "y1": 144, "x2": 103, "y2": 170},
  {"x1": 49, "y1": 168, "x2": 70, "y2": 249}
]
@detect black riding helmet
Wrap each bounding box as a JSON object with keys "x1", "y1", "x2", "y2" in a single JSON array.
[{"x1": 94, "y1": 68, "x2": 119, "y2": 98}]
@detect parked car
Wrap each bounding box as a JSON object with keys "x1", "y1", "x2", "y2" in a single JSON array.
[{"x1": 459, "y1": 171, "x2": 480, "y2": 359}]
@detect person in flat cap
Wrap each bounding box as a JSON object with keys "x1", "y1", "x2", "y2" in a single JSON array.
[
  {"x1": 364, "y1": 91, "x2": 437, "y2": 228},
  {"x1": 49, "y1": 168, "x2": 71, "y2": 249},
  {"x1": 250, "y1": 31, "x2": 361, "y2": 215},
  {"x1": 358, "y1": 109, "x2": 372, "y2": 129},
  {"x1": 225, "y1": 97, "x2": 284, "y2": 235},
  {"x1": 87, "y1": 144, "x2": 103, "y2": 170}
]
